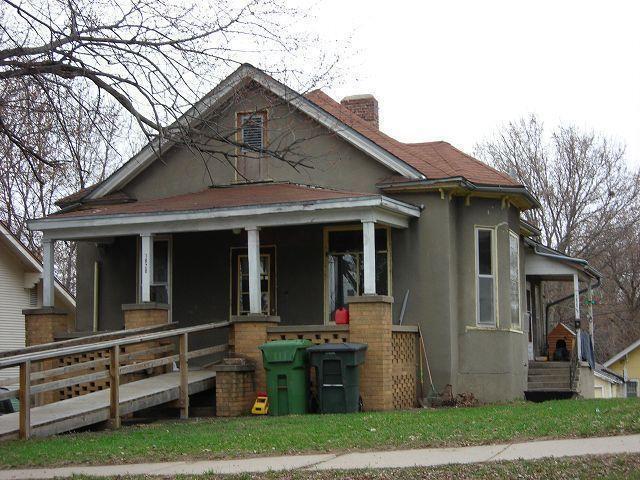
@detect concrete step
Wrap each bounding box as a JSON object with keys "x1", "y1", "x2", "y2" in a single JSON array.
[
  {"x1": 527, "y1": 374, "x2": 568, "y2": 383},
  {"x1": 527, "y1": 381, "x2": 572, "y2": 391},
  {"x1": 528, "y1": 361, "x2": 571, "y2": 369},
  {"x1": 527, "y1": 386, "x2": 575, "y2": 392}
]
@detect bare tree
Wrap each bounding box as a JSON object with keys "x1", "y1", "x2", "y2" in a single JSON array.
[
  {"x1": 475, "y1": 115, "x2": 640, "y2": 361},
  {"x1": 0, "y1": 79, "x2": 128, "y2": 291},
  {"x1": 0, "y1": 0, "x2": 337, "y2": 178},
  {"x1": 475, "y1": 114, "x2": 640, "y2": 257}
]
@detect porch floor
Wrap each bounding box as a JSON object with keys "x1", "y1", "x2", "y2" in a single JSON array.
[{"x1": 0, "y1": 370, "x2": 216, "y2": 441}]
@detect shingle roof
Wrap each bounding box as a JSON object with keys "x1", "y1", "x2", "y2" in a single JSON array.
[
  {"x1": 48, "y1": 182, "x2": 373, "y2": 219},
  {"x1": 305, "y1": 89, "x2": 520, "y2": 187}
]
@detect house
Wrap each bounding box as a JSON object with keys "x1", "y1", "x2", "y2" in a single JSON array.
[
  {"x1": 593, "y1": 363, "x2": 624, "y2": 398},
  {"x1": 603, "y1": 338, "x2": 640, "y2": 398},
  {"x1": 0, "y1": 222, "x2": 75, "y2": 380},
  {"x1": 25, "y1": 64, "x2": 600, "y2": 404}
]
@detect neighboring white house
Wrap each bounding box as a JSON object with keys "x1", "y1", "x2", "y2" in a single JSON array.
[{"x1": 0, "y1": 222, "x2": 75, "y2": 380}]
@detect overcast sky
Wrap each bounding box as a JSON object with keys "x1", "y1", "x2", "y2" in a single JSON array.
[{"x1": 309, "y1": 0, "x2": 640, "y2": 166}]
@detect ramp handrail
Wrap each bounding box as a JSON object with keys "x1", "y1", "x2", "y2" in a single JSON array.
[{"x1": 0, "y1": 320, "x2": 230, "y2": 440}]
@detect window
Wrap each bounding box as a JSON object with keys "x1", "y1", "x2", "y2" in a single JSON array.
[
  {"x1": 476, "y1": 227, "x2": 496, "y2": 326},
  {"x1": 238, "y1": 254, "x2": 270, "y2": 315},
  {"x1": 326, "y1": 227, "x2": 390, "y2": 323},
  {"x1": 626, "y1": 380, "x2": 638, "y2": 398},
  {"x1": 509, "y1": 231, "x2": 521, "y2": 327},
  {"x1": 238, "y1": 112, "x2": 266, "y2": 152},
  {"x1": 230, "y1": 246, "x2": 276, "y2": 316},
  {"x1": 150, "y1": 237, "x2": 171, "y2": 304},
  {"x1": 28, "y1": 286, "x2": 38, "y2": 307}
]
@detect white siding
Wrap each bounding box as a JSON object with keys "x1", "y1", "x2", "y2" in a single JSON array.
[{"x1": 0, "y1": 245, "x2": 30, "y2": 381}]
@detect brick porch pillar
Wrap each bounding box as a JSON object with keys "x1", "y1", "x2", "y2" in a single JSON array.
[
  {"x1": 23, "y1": 307, "x2": 74, "y2": 405},
  {"x1": 347, "y1": 295, "x2": 394, "y2": 411},
  {"x1": 122, "y1": 303, "x2": 170, "y2": 379},
  {"x1": 229, "y1": 315, "x2": 280, "y2": 392}
]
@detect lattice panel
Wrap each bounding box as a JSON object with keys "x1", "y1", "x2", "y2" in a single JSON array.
[
  {"x1": 392, "y1": 331, "x2": 418, "y2": 409},
  {"x1": 58, "y1": 349, "x2": 110, "y2": 400},
  {"x1": 267, "y1": 330, "x2": 350, "y2": 345}
]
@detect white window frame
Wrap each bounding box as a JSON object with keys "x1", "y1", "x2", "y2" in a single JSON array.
[
  {"x1": 136, "y1": 235, "x2": 172, "y2": 318},
  {"x1": 509, "y1": 230, "x2": 522, "y2": 328},
  {"x1": 237, "y1": 252, "x2": 271, "y2": 315},
  {"x1": 475, "y1": 226, "x2": 498, "y2": 327}
]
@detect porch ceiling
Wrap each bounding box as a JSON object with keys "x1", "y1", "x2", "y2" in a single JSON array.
[{"x1": 29, "y1": 182, "x2": 421, "y2": 240}]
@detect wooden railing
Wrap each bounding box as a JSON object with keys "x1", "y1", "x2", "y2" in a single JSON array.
[{"x1": 0, "y1": 321, "x2": 230, "y2": 439}]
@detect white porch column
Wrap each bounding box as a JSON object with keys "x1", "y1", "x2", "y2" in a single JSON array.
[
  {"x1": 246, "y1": 227, "x2": 262, "y2": 314},
  {"x1": 573, "y1": 274, "x2": 580, "y2": 323},
  {"x1": 140, "y1": 233, "x2": 153, "y2": 302},
  {"x1": 362, "y1": 220, "x2": 376, "y2": 295},
  {"x1": 42, "y1": 238, "x2": 55, "y2": 307}
]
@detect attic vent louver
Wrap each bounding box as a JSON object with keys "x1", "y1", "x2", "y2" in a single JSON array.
[{"x1": 239, "y1": 112, "x2": 265, "y2": 152}]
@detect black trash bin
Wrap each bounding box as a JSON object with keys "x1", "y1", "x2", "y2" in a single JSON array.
[{"x1": 308, "y1": 342, "x2": 367, "y2": 413}]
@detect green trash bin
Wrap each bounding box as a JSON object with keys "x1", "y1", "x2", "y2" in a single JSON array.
[
  {"x1": 259, "y1": 339, "x2": 312, "y2": 415},
  {"x1": 308, "y1": 343, "x2": 367, "y2": 414}
]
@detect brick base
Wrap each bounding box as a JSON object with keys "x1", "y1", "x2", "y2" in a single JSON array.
[
  {"x1": 229, "y1": 315, "x2": 280, "y2": 392},
  {"x1": 212, "y1": 361, "x2": 256, "y2": 417},
  {"x1": 23, "y1": 307, "x2": 74, "y2": 405},
  {"x1": 122, "y1": 303, "x2": 170, "y2": 380},
  {"x1": 347, "y1": 295, "x2": 394, "y2": 411}
]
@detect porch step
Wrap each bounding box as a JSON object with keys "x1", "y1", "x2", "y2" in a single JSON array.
[
  {"x1": 528, "y1": 361, "x2": 570, "y2": 369},
  {"x1": 527, "y1": 381, "x2": 571, "y2": 391},
  {"x1": 527, "y1": 374, "x2": 568, "y2": 383}
]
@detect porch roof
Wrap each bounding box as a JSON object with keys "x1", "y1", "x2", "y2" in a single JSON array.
[
  {"x1": 524, "y1": 237, "x2": 601, "y2": 281},
  {"x1": 29, "y1": 182, "x2": 421, "y2": 240}
]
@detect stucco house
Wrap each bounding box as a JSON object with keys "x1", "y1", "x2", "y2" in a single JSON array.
[
  {"x1": 0, "y1": 222, "x2": 75, "y2": 380},
  {"x1": 604, "y1": 338, "x2": 640, "y2": 398},
  {"x1": 27, "y1": 64, "x2": 600, "y2": 403}
]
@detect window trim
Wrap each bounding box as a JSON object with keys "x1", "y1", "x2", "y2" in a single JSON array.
[
  {"x1": 237, "y1": 252, "x2": 271, "y2": 315},
  {"x1": 229, "y1": 244, "x2": 277, "y2": 317},
  {"x1": 322, "y1": 224, "x2": 392, "y2": 324},
  {"x1": 234, "y1": 110, "x2": 268, "y2": 182},
  {"x1": 509, "y1": 230, "x2": 522, "y2": 329},
  {"x1": 136, "y1": 234, "x2": 173, "y2": 320},
  {"x1": 475, "y1": 226, "x2": 498, "y2": 327}
]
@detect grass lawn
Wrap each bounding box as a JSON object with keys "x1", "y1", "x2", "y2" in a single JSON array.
[{"x1": 1, "y1": 398, "x2": 639, "y2": 468}]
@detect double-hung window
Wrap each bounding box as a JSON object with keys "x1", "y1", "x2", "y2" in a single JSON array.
[
  {"x1": 509, "y1": 231, "x2": 521, "y2": 328},
  {"x1": 150, "y1": 237, "x2": 171, "y2": 304},
  {"x1": 476, "y1": 227, "x2": 496, "y2": 326}
]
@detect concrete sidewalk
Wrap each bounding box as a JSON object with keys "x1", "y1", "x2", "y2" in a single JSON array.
[{"x1": 1, "y1": 434, "x2": 639, "y2": 479}]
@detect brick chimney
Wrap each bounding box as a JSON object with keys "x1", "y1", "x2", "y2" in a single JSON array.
[{"x1": 340, "y1": 94, "x2": 379, "y2": 129}]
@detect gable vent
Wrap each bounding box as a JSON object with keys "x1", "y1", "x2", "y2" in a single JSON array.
[{"x1": 239, "y1": 112, "x2": 265, "y2": 152}]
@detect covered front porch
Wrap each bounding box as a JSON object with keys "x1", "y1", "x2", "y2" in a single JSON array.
[{"x1": 26, "y1": 183, "x2": 423, "y2": 413}]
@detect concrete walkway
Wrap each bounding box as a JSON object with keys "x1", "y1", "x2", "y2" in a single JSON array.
[{"x1": 1, "y1": 434, "x2": 639, "y2": 479}]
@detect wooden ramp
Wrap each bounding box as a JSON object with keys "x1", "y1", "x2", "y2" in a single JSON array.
[{"x1": 0, "y1": 370, "x2": 215, "y2": 441}]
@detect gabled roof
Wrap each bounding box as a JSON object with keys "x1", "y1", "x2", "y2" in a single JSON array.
[
  {"x1": 305, "y1": 90, "x2": 520, "y2": 187},
  {"x1": 0, "y1": 222, "x2": 76, "y2": 307},
  {"x1": 63, "y1": 64, "x2": 525, "y2": 208},
  {"x1": 79, "y1": 64, "x2": 426, "y2": 204},
  {"x1": 604, "y1": 338, "x2": 640, "y2": 368}
]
